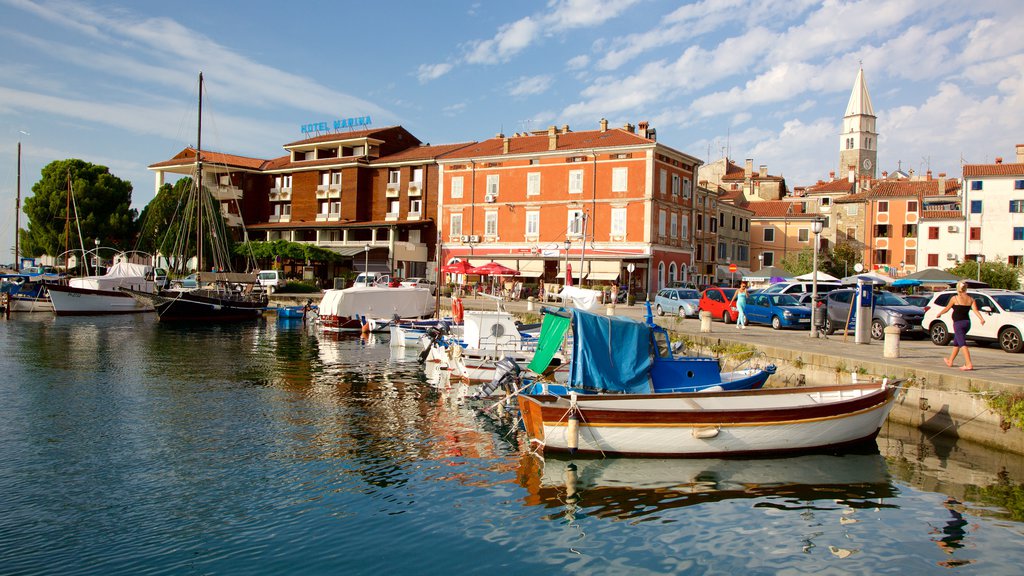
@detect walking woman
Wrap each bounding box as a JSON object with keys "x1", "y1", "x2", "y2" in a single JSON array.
[
  {"x1": 936, "y1": 280, "x2": 986, "y2": 371},
  {"x1": 730, "y1": 281, "x2": 749, "y2": 330}
]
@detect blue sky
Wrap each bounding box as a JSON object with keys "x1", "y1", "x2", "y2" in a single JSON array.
[{"x1": 2, "y1": 0, "x2": 1022, "y2": 261}]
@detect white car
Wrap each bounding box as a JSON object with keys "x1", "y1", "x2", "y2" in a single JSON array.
[
  {"x1": 922, "y1": 288, "x2": 1024, "y2": 353},
  {"x1": 401, "y1": 277, "x2": 436, "y2": 294},
  {"x1": 353, "y1": 272, "x2": 390, "y2": 288}
]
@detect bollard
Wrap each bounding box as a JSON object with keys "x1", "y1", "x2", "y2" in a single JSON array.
[
  {"x1": 883, "y1": 325, "x2": 901, "y2": 358},
  {"x1": 699, "y1": 310, "x2": 712, "y2": 333},
  {"x1": 527, "y1": 296, "x2": 535, "y2": 312},
  {"x1": 606, "y1": 302, "x2": 616, "y2": 316}
]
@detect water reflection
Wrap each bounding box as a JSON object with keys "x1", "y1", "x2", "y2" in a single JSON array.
[{"x1": 517, "y1": 451, "x2": 898, "y2": 524}]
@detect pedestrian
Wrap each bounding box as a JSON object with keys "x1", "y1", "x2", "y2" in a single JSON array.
[
  {"x1": 936, "y1": 280, "x2": 986, "y2": 371},
  {"x1": 729, "y1": 281, "x2": 749, "y2": 329}
]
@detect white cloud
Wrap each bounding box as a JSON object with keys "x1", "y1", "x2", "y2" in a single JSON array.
[
  {"x1": 731, "y1": 112, "x2": 752, "y2": 126},
  {"x1": 508, "y1": 75, "x2": 553, "y2": 97},
  {"x1": 566, "y1": 54, "x2": 589, "y2": 70},
  {"x1": 465, "y1": 16, "x2": 540, "y2": 64},
  {"x1": 417, "y1": 63, "x2": 453, "y2": 83}
]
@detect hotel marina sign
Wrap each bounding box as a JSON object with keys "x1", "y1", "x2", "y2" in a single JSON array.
[{"x1": 300, "y1": 116, "x2": 372, "y2": 134}]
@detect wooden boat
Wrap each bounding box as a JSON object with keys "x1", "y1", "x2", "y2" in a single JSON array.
[
  {"x1": 517, "y1": 381, "x2": 901, "y2": 457},
  {"x1": 124, "y1": 73, "x2": 267, "y2": 322},
  {"x1": 0, "y1": 271, "x2": 63, "y2": 312}
]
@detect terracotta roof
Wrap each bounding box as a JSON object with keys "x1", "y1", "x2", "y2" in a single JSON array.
[
  {"x1": 804, "y1": 179, "x2": 854, "y2": 193},
  {"x1": 372, "y1": 142, "x2": 477, "y2": 164},
  {"x1": 963, "y1": 163, "x2": 1024, "y2": 177},
  {"x1": 721, "y1": 170, "x2": 783, "y2": 182},
  {"x1": 263, "y1": 155, "x2": 369, "y2": 172},
  {"x1": 871, "y1": 179, "x2": 959, "y2": 197},
  {"x1": 148, "y1": 148, "x2": 269, "y2": 171},
  {"x1": 439, "y1": 127, "x2": 657, "y2": 159},
  {"x1": 747, "y1": 200, "x2": 807, "y2": 218},
  {"x1": 834, "y1": 191, "x2": 870, "y2": 203},
  {"x1": 920, "y1": 210, "x2": 962, "y2": 220},
  {"x1": 282, "y1": 126, "x2": 404, "y2": 147}
]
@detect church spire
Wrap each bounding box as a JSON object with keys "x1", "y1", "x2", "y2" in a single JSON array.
[{"x1": 845, "y1": 67, "x2": 875, "y2": 117}]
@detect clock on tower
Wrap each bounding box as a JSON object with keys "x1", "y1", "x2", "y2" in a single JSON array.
[{"x1": 862, "y1": 158, "x2": 872, "y2": 170}]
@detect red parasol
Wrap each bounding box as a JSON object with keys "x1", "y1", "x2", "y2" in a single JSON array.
[
  {"x1": 471, "y1": 261, "x2": 520, "y2": 276},
  {"x1": 440, "y1": 260, "x2": 476, "y2": 274}
]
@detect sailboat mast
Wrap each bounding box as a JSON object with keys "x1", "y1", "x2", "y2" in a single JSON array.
[
  {"x1": 65, "y1": 171, "x2": 71, "y2": 272},
  {"x1": 196, "y1": 72, "x2": 204, "y2": 274},
  {"x1": 15, "y1": 142, "x2": 20, "y2": 272}
]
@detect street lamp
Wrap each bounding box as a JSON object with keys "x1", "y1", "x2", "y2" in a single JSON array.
[
  {"x1": 977, "y1": 254, "x2": 985, "y2": 283},
  {"x1": 757, "y1": 253, "x2": 763, "y2": 271},
  {"x1": 810, "y1": 218, "x2": 824, "y2": 338},
  {"x1": 564, "y1": 238, "x2": 571, "y2": 286},
  {"x1": 364, "y1": 244, "x2": 370, "y2": 278}
]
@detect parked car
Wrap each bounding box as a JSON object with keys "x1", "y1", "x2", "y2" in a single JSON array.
[
  {"x1": 745, "y1": 292, "x2": 814, "y2": 329},
  {"x1": 698, "y1": 286, "x2": 738, "y2": 323},
  {"x1": 257, "y1": 269, "x2": 286, "y2": 290},
  {"x1": 902, "y1": 294, "x2": 932, "y2": 307},
  {"x1": 353, "y1": 272, "x2": 390, "y2": 288},
  {"x1": 171, "y1": 273, "x2": 199, "y2": 290},
  {"x1": 666, "y1": 280, "x2": 698, "y2": 290},
  {"x1": 823, "y1": 289, "x2": 926, "y2": 339},
  {"x1": 401, "y1": 277, "x2": 436, "y2": 294},
  {"x1": 653, "y1": 288, "x2": 701, "y2": 317},
  {"x1": 922, "y1": 288, "x2": 1024, "y2": 353},
  {"x1": 761, "y1": 281, "x2": 843, "y2": 296}
]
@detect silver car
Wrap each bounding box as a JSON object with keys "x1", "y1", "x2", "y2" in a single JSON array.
[
  {"x1": 654, "y1": 288, "x2": 701, "y2": 317},
  {"x1": 823, "y1": 289, "x2": 926, "y2": 339}
]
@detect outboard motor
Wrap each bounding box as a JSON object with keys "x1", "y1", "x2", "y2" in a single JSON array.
[
  {"x1": 474, "y1": 356, "x2": 522, "y2": 399},
  {"x1": 418, "y1": 323, "x2": 451, "y2": 363}
]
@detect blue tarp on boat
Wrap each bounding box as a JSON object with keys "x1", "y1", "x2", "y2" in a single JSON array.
[{"x1": 569, "y1": 309, "x2": 653, "y2": 393}]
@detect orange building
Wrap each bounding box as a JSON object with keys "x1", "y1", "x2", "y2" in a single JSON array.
[{"x1": 436, "y1": 120, "x2": 702, "y2": 297}]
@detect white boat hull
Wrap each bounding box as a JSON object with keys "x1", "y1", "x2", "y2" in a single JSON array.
[{"x1": 48, "y1": 285, "x2": 153, "y2": 315}]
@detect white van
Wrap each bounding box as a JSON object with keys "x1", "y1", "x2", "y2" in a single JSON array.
[
  {"x1": 353, "y1": 272, "x2": 390, "y2": 288},
  {"x1": 257, "y1": 270, "x2": 286, "y2": 290}
]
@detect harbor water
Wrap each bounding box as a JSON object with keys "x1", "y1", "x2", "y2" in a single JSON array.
[{"x1": 2, "y1": 315, "x2": 1023, "y2": 574}]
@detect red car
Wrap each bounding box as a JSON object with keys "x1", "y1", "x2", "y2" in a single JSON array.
[{"x1": 699, "y1": 286, "x2": 739, "y2": 323}]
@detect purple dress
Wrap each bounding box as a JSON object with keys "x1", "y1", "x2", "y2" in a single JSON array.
[{"x1": 951, "y1": 304, "x2": 971, "y2": 347}]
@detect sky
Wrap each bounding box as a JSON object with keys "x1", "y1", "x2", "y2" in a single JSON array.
[{"x1": 2, "y1": 0, "x2": 1023, "y2": 262}]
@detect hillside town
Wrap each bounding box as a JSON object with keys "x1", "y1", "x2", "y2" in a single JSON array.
[{"x1": 137, "y1": 68, "x2": 1023, "y2": 298}]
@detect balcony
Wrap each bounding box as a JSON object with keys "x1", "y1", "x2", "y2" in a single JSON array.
[
  {"x1": 221, "y1": 212, "x2": 243, "y2": 227},
  {"x1": 316, "y1": 184, "x2": 341, "y2": 199},
  {"x1": 269, "y1": 187, "x2": 292, "y2": 201},
  {"x1": 211, "y1": 184, "x2": 242, "y2": 201},
  {"x1": 408, "y1": 182, "x2": 422, "y2": 197},
  {"x1": 269, "y1": 214, "x2": 291, "y2": 223},
  {"x1": 385, "y1": 211, "x2": 399, "y2": 222},
  {"x1": 407, "y1": 211, "x2": 421, "y2": 221},
  {"x1": 386, "y1": 183, "x2": 400, "y2": 197}
]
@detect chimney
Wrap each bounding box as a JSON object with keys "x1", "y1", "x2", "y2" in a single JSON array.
[
  {"x1": 848, "y1": 166, "x2": 855, "y2": 183},
  {"x1": 926, "y1": 170, "x2": 932, "y2": 180},
  {"x1": 745, "y1": 159, "x2": 753, "y2": 178},
  {"x1": 560, "y1": 124, "x2": 570, "y2": 134},
  {"x1": 623, "y1": 123, "x2": 635, "y2": 133},
  {"x1": 829, "y1": 170, "x2": 835, "y2": 180},
  {"x1": 1017, "y1": 144, "x2": 1024, "y2": 163},
  {"x1": 882, "y1": 171, "x2": 888, "y2": 178},
  {"x1": 995, "y1": 157, "x2": 1003, "y2": 164},
  {"x1": 759, "y1": 165, "x2": 767, "y2": 178},
  {"x1": 938, "y1": 173, "x2": 946, "y2": 194},
  {"x1": 548, "y1": 125, "x2": 557, "y2": 151},
  {"x1": 502, "y1": 136, "x2": 510, "y2": 154},
  {"x1": 638, "y1": 121, "x2": 649, "y2": 137},
  {"x1": 599, "y1": 118, "x2": 608, "y2": 132}
]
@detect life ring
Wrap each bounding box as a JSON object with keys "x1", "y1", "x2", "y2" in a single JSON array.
[{"x1": 451, "y1": 297, "x2": 464, "y2": 324}]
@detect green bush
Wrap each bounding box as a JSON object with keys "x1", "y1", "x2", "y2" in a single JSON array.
[{"x1": 279, "y1": 281, "x2": 319, "y2": 294}]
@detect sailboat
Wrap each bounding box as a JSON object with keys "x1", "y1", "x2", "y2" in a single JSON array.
[{"x1": 125, "y1": 73, "x2": 267, "y2": 322}]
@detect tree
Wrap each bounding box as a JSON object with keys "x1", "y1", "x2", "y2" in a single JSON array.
[
  {"x1": 779, "y1": 248, "x2": 813, "y2": 276},
  {"x1": 135, "y1": 179, "x2": 191, "y2": 256},
  {"x1": 949, "y1": 260, "x2": 1021, "y2": 290},
  {"x1": 235, "y1": 240, "x2": 343, "y2": 267},
  {"x1": 823, "y1": 242, "x2": 862, "y2": 279},
  {"x1": 21, "y1": 159, "x2": 136, "y2": 258}
]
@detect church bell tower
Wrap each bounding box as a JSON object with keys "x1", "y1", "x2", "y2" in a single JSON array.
[{"x1": 839, "y1": 68, "x2": 878, "y2": 179}]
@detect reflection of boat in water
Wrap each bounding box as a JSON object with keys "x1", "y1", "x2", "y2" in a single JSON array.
[{"x1": 517, "y1": 451, "x2": 897, "y2": 516}]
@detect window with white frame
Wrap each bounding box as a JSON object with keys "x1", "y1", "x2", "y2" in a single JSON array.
[
  {"x1": 764, "y1": 228, "x2": 775, "y2": 242},
  {"x1": 668, "y1": 263, "x2": 677, "y2": 284},
  {"x1": 612, "y1": 167, "x2": 628, "y2": 192},
  {"x1": 450, "y1": 176, "x2": 464, "y2": 199},
  {"x1": 611, "y1": 208, "x2": 627, "y2": 237},
  {"x1": 670, "y1": 213, "x2": 678, "y2": 238},
  {"x1": 798, "y1": 228, "x2": 809, "y2": 242},
  {"x1": 411, "y1": 167, "x2": 423, "y2": 184},
  {"x1": 658, "y1": 262, "x2": 666, "y2": 289},
  {"x1": 682, "y1": 178, "x2": 692, "y2": 199},
  {"x1": 388, "y1": 169, "x2": 400, "y2": 185},
  {"x1": 526, "y1": 211, "x2": 540, "y2": 236},
  {"x1": 680, "y1": 217, "x2": 689, "y2": 240},
  {"x1": 527, "y1": 172, "x2": 541, "y2": 196},
  {"x1": 762, "y1": 252, "x2": 775, "y2": 267},
  {"x1": 846, "y1": 204, "x2": 858, "y2": 215},
  {"x1": 388, "y1": 200, "x2": 400, "y2": 214},
  {"x1": 484, "y1": 211, "x2": 498, "y2": 236},
  {"x1": 569, "y1": 170, "x2": 584, "y2": 194},
  {"x1": 567, "y1": 210, "x2": 584, "y2": 236},
  {"x1": 331, "y1": 171, "x2": 342, "y2": 185},
  {"x1": 671, "y1": 174, "x2": 680, "y2": 196},
  {"x1": 660, "y1": 169, "x2": 667, "y2": 195},
  {"x1": 321, "y1": 172, "x2": 331, "y2": 186},
  {"x1": 409, "y1": 199, "x2": 422, "y2": 214},
  {"x1": 658, "y1": 209, "x2": 667, "y2": 237},
  {"x1": 450, "y1": 213, "x2": 463, "y2": 237},
  {"x1": 486, "y1": 174, "x2": 499, "y2": 197}
]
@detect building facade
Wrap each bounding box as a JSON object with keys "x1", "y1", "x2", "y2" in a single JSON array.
[
  {"x1": 963, "y1": 145, "x2": 1024, "y2": 267},
  {"x1": 436, "y1": 120, "x2": 702, "y2": 297}
]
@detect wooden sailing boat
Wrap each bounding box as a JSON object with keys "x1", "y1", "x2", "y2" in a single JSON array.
[{"x1": 125, "y1": 73, "x2": 266, "y2": 322}]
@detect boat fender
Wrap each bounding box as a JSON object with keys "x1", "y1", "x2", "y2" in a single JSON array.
[
  {"x1": 566, "y1": 412, "x2": 580, "y2": 454},
  {"x1": 692, "y1": 426, "x2": 720, "y2": 439}
]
